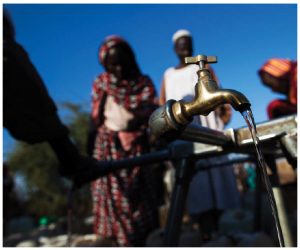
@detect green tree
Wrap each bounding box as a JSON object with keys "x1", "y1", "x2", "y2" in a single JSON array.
[{"x1": 7, "y1": 102, "x2": 92, "y2": 219}]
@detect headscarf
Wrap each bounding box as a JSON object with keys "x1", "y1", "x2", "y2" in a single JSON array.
[
  {"x1": 98, "y1": 35, "x2": 126, "y2": 65},
  {"x1": 92, "y1": 72, "x2": 156, "y2": 114},
  {"x1": 98, "y1": 35, "x2": 141, "y2": 75},
  {"x1": 258, "y1": 58, "x2": 293, "y2": 79}
]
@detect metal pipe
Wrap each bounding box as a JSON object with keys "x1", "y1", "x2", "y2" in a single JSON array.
[
  {"x1": 194, "y1": 154, "x2": 256, "y2": 171},
  {"x1": 179, "y1": 124, "x2": 232, "y2": 146},
  {"x1": 234, "y1": 115, "x2": 297, "y2": 146},
  {"x1": 76, "y1": 149, "x2": 171, "y2": 187},
  {"x1": 273, "y1": 187, "x2": 294, "y2": 247},
  {"x1": 101, "y1": 149, "x2": 170, "y2": 171},
  {"x1": 163, "y1": 158, "x2": 194, "y2": 247}
]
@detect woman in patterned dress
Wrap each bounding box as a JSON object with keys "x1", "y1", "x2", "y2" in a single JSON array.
[{"x1": 90, "y1": 35, "x2": 159, "y2": 247}]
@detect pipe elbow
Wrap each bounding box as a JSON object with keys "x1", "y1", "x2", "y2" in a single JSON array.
[{"x1": 216, "y1": 89, "x2": 251, "y2": 112}]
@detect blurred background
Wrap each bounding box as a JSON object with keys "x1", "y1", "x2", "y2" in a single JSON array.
[
  {"x1": 2, "y1": 3, "x2": 297, "y2": 247},
  {"x1": 3, "y1": 4, "x2": 297, "y2": 157}
]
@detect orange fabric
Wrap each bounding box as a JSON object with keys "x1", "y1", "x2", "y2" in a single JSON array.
[
  {"x1": 259, "y1": 58, "x2": 292, "y2": 79},
  {"x1": 259, "y1": 58, "x2": 297, "y2": 118}
]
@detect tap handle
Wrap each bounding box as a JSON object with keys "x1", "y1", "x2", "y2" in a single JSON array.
[{"x1": 185, "y1": 55, "x2": 217, "y2": 69}]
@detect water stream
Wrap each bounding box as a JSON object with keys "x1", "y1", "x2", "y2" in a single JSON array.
[{"x1": 242, "y1": 109, "x2": 284, "y2": 247}]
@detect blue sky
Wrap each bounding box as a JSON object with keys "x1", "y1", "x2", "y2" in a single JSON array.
[{"x1": 3, "y1": 4, "x2": 297, "y2": 158}]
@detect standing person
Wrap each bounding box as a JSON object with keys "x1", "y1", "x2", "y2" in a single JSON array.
[
  {"x1": 159, "y1": 29, "x2": 239, "y2": 241},
  {"x1": 90, "y1": 35, "x2": 159, "y2": 247},
  {"x1": 258, "y1": 58, "x2": 297, "y2": 119},
  {"x1": 159, "y1": 29, "x2": 232, "y2": 128}
]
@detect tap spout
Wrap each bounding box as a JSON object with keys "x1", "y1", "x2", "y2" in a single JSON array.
[
  {"x1": 214, "y1": 89, "x2": 251, "y2": 112},
  {"x1": 171, "y1": 69, "x2": 251, "y2": 125}
]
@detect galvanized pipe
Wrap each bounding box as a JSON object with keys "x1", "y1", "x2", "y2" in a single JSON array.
[{"x1": 179, "y1": 124, "x2": 232, "y2": 146}]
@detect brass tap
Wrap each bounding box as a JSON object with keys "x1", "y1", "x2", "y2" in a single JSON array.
[
  {"x1": 172, "y1": 55, "x2": 251, "y2": 125},
  {"x1": 148, "y1": 54, "x2": 252, "y2": 140}
]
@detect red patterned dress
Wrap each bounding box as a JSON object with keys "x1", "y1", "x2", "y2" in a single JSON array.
[{"x1": 90, "y1": 72, "x2": 159, "y2": 246}]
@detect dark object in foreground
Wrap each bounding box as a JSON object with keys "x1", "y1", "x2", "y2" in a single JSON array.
[{"x1": 3, "y1": 10, "x2": 104, "y2": 187}]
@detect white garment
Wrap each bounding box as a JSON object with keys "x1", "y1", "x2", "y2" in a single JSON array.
[
  {"x1": 104, "y1": 95, "x2": 134, "y2": 131},
  {"x1": 163, "y1": 65, "x2": 240, "y2": 214}
]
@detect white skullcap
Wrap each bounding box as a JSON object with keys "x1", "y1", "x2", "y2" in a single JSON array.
[{"x1": 172, "y1": 29, "x2": 191, "y2": 43}]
